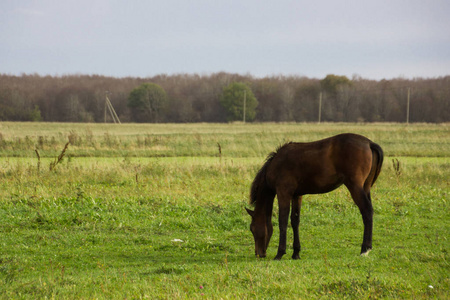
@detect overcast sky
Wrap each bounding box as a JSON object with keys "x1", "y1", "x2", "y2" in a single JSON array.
[{"x1": 1, "y1": 0, "x2": 449, "y2": 80}]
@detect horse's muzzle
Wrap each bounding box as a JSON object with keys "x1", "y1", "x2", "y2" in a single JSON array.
[{"x1": 255, "y1": 250, "x2": 266, "y2": 258}]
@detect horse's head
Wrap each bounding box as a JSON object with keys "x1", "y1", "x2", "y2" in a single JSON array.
[{"x1": 246, "y1": 208, "x2": 273, "y2": 258}]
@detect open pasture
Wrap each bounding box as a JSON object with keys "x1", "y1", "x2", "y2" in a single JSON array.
[{"x1": 0, "y1": 122, "x2": 449, "y2": 299}]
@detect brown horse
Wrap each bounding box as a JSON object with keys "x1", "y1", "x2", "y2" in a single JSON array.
[{"x1": 246, "y1": 133, "x2": 383, "y2": 260}]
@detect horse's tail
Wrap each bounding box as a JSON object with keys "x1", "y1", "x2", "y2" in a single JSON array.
[
  {"x1": 367, "y1": 142, "x2": 384, "y2": 187},
  {"x1": 250, "y1": 151, "x2": 276, "y2": 206}
]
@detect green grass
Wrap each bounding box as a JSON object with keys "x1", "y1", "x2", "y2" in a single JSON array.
[
  {"x1": 0, "y1": 122, "x2": 449, "y2": 299},
  {"x1": 1, "y1": 122, "x2": 449, "y2": 158}
]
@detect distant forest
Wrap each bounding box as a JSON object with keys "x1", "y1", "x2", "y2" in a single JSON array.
[{"x1": 0, "y1": 73, "x2": 449, "y2": 123}]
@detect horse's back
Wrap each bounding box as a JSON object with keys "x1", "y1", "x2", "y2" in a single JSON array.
[{"x1": 266, "y1": 134, "x2": 374, "y2": 195}]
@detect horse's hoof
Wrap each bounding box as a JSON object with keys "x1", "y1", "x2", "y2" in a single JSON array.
[
  {"x1": 360, "y1": 249, "x2": 371, "y2": 257},
  {"x1": 292, "y1": 254, "x2": 300, "y2": 260},
  {"x1": 274, "y1": 251, "x2": 286, "y2": 260}
]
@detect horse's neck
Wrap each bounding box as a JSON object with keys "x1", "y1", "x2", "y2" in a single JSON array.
[{"x1": 255, "y1": 197, "x2": 273, "y2": 220}]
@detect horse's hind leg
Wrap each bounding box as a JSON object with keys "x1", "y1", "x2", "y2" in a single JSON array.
[
  {"x1": 347, "y1": 184, "x2": 373, "y2": 256},
  {"x1": 291, "y1": 196, "x2": 302, "y2": 259}
]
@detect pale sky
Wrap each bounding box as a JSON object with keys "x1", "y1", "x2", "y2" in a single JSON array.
[{"x1": 1, "y1": 0, "x2": 449, "y2": 80}]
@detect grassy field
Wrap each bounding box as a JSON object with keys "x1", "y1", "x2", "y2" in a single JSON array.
[{"x1": 0, "y1": 122, "x2": 449, "y2": 299}]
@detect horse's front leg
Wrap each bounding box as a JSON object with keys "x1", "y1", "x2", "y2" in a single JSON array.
[
  {"x1": 291, "y1": 196, "x2": 302, "y2": 259},
  {"x1": 274, "y1": 194, "x2": 291, "y2": 260}
]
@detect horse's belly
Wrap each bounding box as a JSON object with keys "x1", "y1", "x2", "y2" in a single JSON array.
[{"x1": 297, "y1": 174, "x2": 344, "y2": 195}]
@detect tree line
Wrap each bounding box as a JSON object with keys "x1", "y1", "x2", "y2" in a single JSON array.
[{"x1": 0, "y1": 73, "x2": 448, "y2": 123}]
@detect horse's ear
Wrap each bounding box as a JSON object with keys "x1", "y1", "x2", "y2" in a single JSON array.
[{"x1": 245, "y1": 207, "x2": 255, "y2": 217}]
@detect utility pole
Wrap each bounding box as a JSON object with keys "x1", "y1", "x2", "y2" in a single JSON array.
[
  {"x1": 243, "y1": 90, "x2": 247, "y2": 123},
  {"x1": 105, "y1": 92, "x2": 121, "y2": 124},
  {"x1": 406, "y1": 87, "x2": 410, "y2": 124},
  {"x1": 318, "y1": 92, "x2": 322, "y2": 123}
]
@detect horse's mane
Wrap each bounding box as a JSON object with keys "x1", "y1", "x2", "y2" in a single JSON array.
[{"x1": 250, "y1": 143, "x2": 290, "y2": 206}]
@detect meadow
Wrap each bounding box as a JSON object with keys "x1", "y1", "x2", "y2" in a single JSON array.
[{"x1": 0, "y1": 122, "x2": 448, "y2": 299}]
